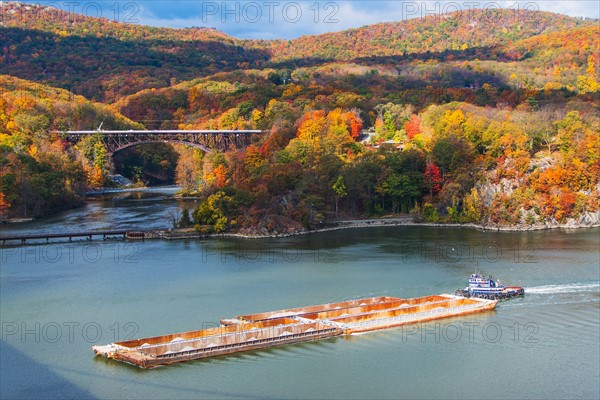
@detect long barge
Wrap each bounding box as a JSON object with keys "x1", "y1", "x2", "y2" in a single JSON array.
[{"x1": 93, "y1": 294, "x2": 496, "y2": 368}]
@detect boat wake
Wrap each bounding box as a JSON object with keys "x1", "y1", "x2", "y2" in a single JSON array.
[{"x1": 526, "y1": 282, "x2": 600, "y2": 295}]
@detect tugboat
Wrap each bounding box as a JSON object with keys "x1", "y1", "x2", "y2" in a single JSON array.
[{"x1": 455, "y1": 270, "x2": 524, "y2": 300}]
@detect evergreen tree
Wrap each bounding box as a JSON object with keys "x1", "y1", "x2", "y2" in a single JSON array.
[{"x1": 178, "y1": 208, "x2": 192, "y2": 228}]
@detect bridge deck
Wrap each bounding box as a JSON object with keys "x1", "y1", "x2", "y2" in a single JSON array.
[
  {"x1": 62, "y1": 130, "x2": 263, "y2": 153},
  {"x1": 64, "y1": 130, "x2": 262, "y2": 134}
]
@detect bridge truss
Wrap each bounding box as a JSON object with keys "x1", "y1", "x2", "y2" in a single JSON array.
[{"x1": 64, "y1": 130, "x2": 262, "y2": 154}]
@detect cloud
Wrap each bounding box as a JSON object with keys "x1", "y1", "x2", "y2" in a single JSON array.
[
  {"x1": 19, "y1": 1, "x2": 600, "y2": 39},
  {"x1": 136, "y1": 1, "x2": 600, "y2": 39},
  {"x1": 532, "y1": 0, "x2": 599, "y2": 17}
]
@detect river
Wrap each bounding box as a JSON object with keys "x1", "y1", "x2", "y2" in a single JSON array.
[{"x1": 1, "y1": 189, "x2": 599, "y2": 399}]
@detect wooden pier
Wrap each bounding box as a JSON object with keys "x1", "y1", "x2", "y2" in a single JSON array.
[{"x1": 0, "y1": 230, "x2": 145, "y2": 246}]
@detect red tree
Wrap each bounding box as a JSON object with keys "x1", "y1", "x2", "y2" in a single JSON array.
[
  {"x1": 0, "y1": 192, "x2": 10, "y2": 218},
  {"x1": 424, "y1": 162, "x2": 443, "y2": 199},
  {"x1": 346, "y1": 110, "x2": 363, "y2": 139},
  {"x1": 404, "y1": 114, "x2": 421, "y2": 140}
]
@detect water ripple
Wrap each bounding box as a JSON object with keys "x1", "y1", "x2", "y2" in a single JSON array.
[{"x1": 526, "y1": 282, "x2": 600, "y2": 294}]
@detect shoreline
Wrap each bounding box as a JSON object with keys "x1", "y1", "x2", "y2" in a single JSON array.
[
  {"x1": 1, "y1": 217, "x2": 598, "y2": 246},
  {"x1": 152, "y1": 216, "x2": 600, "y2": 241},
  {"x1": 218, "y1": 222, "x2": 600, "y2": 239},
  {"x1": 0, "y1": 213, "x2": 600, "y2": 247}
]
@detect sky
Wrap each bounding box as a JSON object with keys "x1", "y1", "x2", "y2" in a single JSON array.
[{"x1": 17, "y1": 1, "x2": 600, "y2": 39}]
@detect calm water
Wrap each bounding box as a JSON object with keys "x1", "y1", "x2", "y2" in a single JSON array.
[{"x1": 1, "y1": 191, "x2": 599, "y2": 399}]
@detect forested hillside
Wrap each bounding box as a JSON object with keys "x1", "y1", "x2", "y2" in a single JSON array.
[
  {"x1": 0, "y1": 75, "x2": 141, "y2": 217},
  {"x1": 1, "y1": 3, "x2": 595, "y2": 101},
  {"x1": 252, "y1": 9, "x2": 591, "y2": 62},
  {"x1": 0, "y1": 3, "x2": 266, "y2": 101},
  {"x1": 0, "y1": 3, "x2": 598, "y2": 229}
]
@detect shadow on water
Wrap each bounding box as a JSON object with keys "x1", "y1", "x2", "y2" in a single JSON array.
[
  {"x1": 85, "y1": 353, "x2": 285, "y2": 399},
  {"x1": 1, "y1": 340, "x2": 284, "y2": 400},
  {"x1": 0, "y1": 341, "x2": 97, "y2": 400}
]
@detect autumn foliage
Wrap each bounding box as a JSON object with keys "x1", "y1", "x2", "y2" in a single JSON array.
[{"x1": 0, "y1": 4, "x2": 598, "y2": 228}]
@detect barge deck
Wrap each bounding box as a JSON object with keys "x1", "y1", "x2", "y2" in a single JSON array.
[{"x1": 93, "y1": 294, "x2": 496, "y2": 368}]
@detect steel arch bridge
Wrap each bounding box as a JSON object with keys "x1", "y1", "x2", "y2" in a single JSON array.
[{"x1": 63, "y1": 130, "x2": 262, "y2": 154}]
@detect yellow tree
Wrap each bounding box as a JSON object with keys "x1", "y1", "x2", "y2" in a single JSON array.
[
  {"x1": 579, "y1": 53, "x2": 600, "y2": 93},
  {"x1": 325, "y1": 109, "x2": 353, "y2": 155},
  {"x1": 0, "y1": 98, "x2": 8, "y2": 134},
  {"x1": 577, "y1": 75, "x2": 600, "y2": 93},
  {"x1": 438, "y1": 109, "x2": 466, "y2": 137},
  {"x1": 297, "y1": 110, "x2": 327, "y2": 145},
  {"x1": 555, "y1": 111, "x2": 584, "y2": 154},
  {"x1": 87, "y1": 165, "x2": 105, "y2": 187},
  {"x1": 461, "y1": 188, "x2": 484, "y2": 223}
]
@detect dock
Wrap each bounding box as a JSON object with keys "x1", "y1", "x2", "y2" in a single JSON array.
[
  {"x1": 93, "y1": 294, "x2": 497, "y2": 368},
  {"x1": 0, "y1": 229, "x2": 200, "y2": 246},
  {"x1": 0, "y1": 230, "x2": 131, "y2": 245}
]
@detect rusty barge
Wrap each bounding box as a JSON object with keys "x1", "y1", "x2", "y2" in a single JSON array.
[{"x1": 93, "y1": 294, "x2": 497, "y2": 368}]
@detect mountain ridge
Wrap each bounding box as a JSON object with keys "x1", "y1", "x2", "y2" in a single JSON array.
[{"x1": 1, "y1": 2, "x2": 596, "y2": 101}]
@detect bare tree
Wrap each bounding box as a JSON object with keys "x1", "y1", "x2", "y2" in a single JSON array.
[{"x1": 167, "y1": 209, "x2": 182, "y2": 229}]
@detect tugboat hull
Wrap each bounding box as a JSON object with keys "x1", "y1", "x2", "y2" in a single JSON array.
[
  {"x1": 455, "y1": 270, "x2": 525, "y2": 300},
  {"x1": 455, "y1": 286, "x2": 525, "y2": 300}
]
